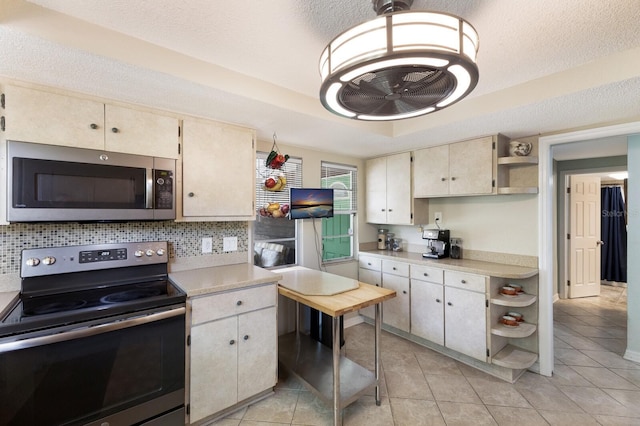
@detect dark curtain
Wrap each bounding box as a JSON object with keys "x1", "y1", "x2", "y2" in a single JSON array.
[{"x1": 601, "y1": 186, "x2": 627, "y2": 282}]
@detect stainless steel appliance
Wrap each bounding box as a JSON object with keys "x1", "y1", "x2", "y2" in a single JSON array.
[
  {"x1": 422, "y1": 229, "x2": 450, "y2": 259},
  {"x1": 7, "y1": 141, "x2": 176, "y2": 222},
  {"x1": 0, "y1": 241, "x2": 186, "y2": 426}
]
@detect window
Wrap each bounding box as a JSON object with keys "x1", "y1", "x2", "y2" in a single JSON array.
[
  {"x1": 253, "y1": 152, "x2": 302, "y2": 268},
  {"x1": 321, "y1": 162, "x2": 357, "y2": 262}
]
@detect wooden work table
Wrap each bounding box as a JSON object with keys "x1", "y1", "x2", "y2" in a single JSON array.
[{"x1": 274, "y1": 266, "x2": 395, "y2": 426}]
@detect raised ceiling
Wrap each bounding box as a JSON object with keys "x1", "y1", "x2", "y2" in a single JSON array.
[{"x1": 1, "y1": 0, "x2": 639, "y2": 157}]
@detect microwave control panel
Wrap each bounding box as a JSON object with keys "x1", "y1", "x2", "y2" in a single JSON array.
[{"x1": 154, "y1": 169, "x2": 174, "y2": 210}]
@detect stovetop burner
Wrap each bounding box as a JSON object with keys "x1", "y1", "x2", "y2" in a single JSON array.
[
  {"x1": 100, "y1": 286, "x2": 164, "y2": 304},
  {"x1": 24, "y1": 300, "x2": 89, "y2": 316}
]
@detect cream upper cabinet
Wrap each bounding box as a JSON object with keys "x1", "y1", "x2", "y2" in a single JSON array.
[
  {"x1": 104, "y1": 104, "x2": 179, "y2": 159},
  {"x1": 181, "y1": 118, "x2": 256, "y2": 220},
  {"x1": 3, "y1": 85, "x2": 105, "y2": 149},
  {"x1": 3, "y1": 85, "x2": 179, "y2": 158},
  {"x1": 365, "y1": 152, "x2": 428, "y2": 225},
  {"x1": 414, "y1": 135, "x2": 500, "y2": 197}
]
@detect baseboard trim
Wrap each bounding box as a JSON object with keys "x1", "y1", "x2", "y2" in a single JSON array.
[{"x1": 623, "y1": 348, "x2": 640, "y2": 363}]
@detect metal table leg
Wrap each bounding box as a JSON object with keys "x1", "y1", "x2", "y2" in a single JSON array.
[
  {"x1": 332, "y1": 315, "x2": 341, "y2": 425},
  {"x1": 374, "y1": 302, "x2": 381, "y2": 406}
]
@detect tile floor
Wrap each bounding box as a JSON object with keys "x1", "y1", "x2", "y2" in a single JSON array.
[{"x1": 214, "y1": 286, "x2": 639, "y2": 425}]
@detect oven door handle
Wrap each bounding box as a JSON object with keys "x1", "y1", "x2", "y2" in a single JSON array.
[{"x1": 0, "y1": 306, "x2": 185, "y2": 353}]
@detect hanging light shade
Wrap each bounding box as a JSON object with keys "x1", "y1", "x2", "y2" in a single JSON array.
[{"x1": 319, "y1": 0, "x2": 479, "y2": 121}]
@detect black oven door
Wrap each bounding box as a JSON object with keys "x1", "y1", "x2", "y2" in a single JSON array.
[{"x1": 0, "y1": 307, "x2": 185, "y2": 426}]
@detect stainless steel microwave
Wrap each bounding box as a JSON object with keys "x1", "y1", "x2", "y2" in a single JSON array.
[{"x1": 7, "y1": 141, "x2": 176, "y2": 222}]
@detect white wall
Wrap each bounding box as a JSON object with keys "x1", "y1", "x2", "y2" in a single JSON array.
[
  {"x1": 382, "y1": 194, "x2": 539, "y2": 256},
  {"x1": 625, "y1": 135, "x2": 640, "y2": 362}
]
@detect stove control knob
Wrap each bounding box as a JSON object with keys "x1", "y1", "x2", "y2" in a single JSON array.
[
  {"x1": 42, "y1": 256, "x2": 56, "y2": 265},
  {"x1": 156, "y1": 248, "x2": 166, "y2": 256},
  {"x1": 145, "y1": 249, "x2": 155, "y2": 257},
  {"x1": 134, "y1": 250, "x2": 144, "y2": 257},
  {"x1": 26, "y1": 257, "x2": 40, "y2": 267}
]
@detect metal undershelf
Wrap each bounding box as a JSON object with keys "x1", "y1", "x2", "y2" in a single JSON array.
[{"x1": 278, "y1": 331, "x2": 377, "y2": 408}]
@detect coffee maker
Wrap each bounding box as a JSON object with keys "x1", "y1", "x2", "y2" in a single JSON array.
[{"x1": 422, "y1": 229, "x2": 450, "y2": 259}]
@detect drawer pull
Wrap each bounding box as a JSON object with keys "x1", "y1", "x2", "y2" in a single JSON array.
[
  {"x1": 229, "y1": 339, "x2": 236, "y2": 345},
  {"x1": 393, "y1": 267, "x2": 397, "y2": 270},
  {"x1": 435, "y1": 298, "x2": 441, "y2": 303},
  {"x1": 243, "y1": 335, "x2": 249, "y2": 341},
  {"x1": 236, "y1": 300, "x2": 243, "y2": 306},
  {"x1": 461, "y1": 279, "x2": 467, "y2": 284},
  {"x1": 368, "y1": 262, "x2": 372, "y2": 266},
  {"x1": 423, "y1": 272, "x2": 428, "y2": 276}
]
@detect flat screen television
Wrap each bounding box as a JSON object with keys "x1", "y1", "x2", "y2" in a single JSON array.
[{"x1": 289, "y1": 188, "x2": 334, "y2": 220}]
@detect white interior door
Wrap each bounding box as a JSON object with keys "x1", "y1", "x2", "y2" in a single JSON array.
[{"x1": 568, "y1": 175, "x2": 601, "y2": 298}]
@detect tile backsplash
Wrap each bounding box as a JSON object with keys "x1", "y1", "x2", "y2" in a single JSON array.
[{"x1": 0, "y1": 221, "x2": 248, "y2": 276}]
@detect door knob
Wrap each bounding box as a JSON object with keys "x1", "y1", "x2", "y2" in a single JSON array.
[{"x1": 597, "y1": 240, "x2": 605, "y2": 246}]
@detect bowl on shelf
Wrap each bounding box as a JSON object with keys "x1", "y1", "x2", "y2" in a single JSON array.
[
  {"x1": 500, "y1": 286, "x2": 518, "y2": 296},
  {"x1": 507, "y1": 311, "x2": 524, "y2": 322},
  {"x1": 501, "y1": 315, "x2": 519, "y2": 326},
  {"x1": 507, "y1": 284, "x2": 523, "y2": 293},
  {"x1": 509, "y1": 141, "x2": 532, "y2": 156}
]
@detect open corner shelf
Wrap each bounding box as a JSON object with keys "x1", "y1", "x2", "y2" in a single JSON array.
[
  {"x1": 491, "y1": 344, "x2": 538, "y2": 369},
  {"x1": 497, "y1": 156, "x2": 539, "y2": 165},
  {"x1": 491, "y1": 321, "x2": 536, "y2": 338},
  {"x1": 491, "y1": 293, "x2": 537, "y2": 307}
]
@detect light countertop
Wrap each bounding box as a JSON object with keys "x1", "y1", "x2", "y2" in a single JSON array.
[
  {"x1": 360, "y1": 250, "x2": 538, "y2": 279},
  {"x1": 169, "y1": 263, "x2": 283, "y2": 297},
  {"x1": 0, "y1": 291, "x2": 19, "y2": 318}
]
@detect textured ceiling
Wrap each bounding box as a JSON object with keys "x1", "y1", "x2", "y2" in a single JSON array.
[{"x1": 1, "y1": 0, "x2": 639, "y2": 157}]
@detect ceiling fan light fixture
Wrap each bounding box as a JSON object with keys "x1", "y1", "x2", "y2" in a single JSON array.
[{"x1": 319, "y1": 1, "x2": 479, "y2": 121}]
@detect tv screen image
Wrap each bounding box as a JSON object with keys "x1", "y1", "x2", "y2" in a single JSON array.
[{"x1": 289, "y1": 188, "x2": 334, "y2": 220}]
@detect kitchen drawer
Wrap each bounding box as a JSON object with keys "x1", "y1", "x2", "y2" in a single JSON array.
[
  {"x1": 444, "y1": 270, "x2": 487, "y2": 293},
  {"x1": 410, "y1": 265, "x2": 444, "y2": 284},
  {"x1": 359, "y1": 255, "x2": 382, "y2": 271},
  {"x1": 382, "y1": 260, "x2": 409, "y2": 277},
  {"x1": 191, "y1": 283, "x2": 277, "y2": 325}
]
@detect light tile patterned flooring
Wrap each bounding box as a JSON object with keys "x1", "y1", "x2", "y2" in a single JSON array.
[{"x1": 214, "y1": 286, "x2": 639, "y2": 425}]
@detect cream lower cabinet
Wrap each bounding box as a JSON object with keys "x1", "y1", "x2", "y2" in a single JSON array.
[
  {"x1": 2, "y1": 84, "x2": 179, "y2": 158},
  {"x1": 381, "y1": 260, "x2": 410, "y2": 333},
  {"x1": 410, "y1": 265, "x2": 445, "y2": 346},
  {"x1": 443, "y1": 271, "x2": 488, "y2": 362},
  {"x1": 188, "y1": 283, "x2": 277, "y2": 424},
  {"x1": 358, "y1": 255, "x2": 382, "y2": 319},
  {"x1": 181, "y1": 118, "x2": 256, "y2": 220}
]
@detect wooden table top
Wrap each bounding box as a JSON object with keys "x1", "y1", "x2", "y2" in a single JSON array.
[{"x1": 275, "y1": 267, "x2": 396, "y2": 317}]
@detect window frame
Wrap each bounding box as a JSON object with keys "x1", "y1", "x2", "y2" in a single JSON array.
[{"x1": 320, "y1": 161, "x2": 357, "y2": 263}]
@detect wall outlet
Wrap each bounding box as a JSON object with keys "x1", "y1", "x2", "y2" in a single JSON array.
[
  {"x1": 201, "y1": 237, "x2": 213, "y2": 254},
  {"x1": 434, "y1": 212, "x2": 443, "y2": 224},
  {"x1": 223, "y1": 236, "x2": 238, "y2": 252}
]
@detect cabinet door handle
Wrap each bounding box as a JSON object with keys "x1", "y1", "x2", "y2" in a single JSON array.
[
  {"x1": 435, "y1": 298, "x2": 441, "y2": 303},
  {"x1": 393, "y1": 267, "x2": 397, "y2": 270},
  {"x1": 447, "y1": 302, "x2": 452, "y2": 306},
  {"x1": 229, "y1": 339, "x2": 236, "y2": 345},
  {"x1": 188, "y1": 192, "x2": 195, "y2": 197},
  {"x1": 402, "y1": 290, "x2": 407, "y2": 294},
  {"x1": 388, "y1": 209, "x2": 393, "y2": 212},
  {"x1": 89, "y1": 123, "x2": 98, "y2": 129},
  {"x1": 111, "y1": 127, "x2": 119, "y2": 133},
  {"x1": 451, "y1": 177, "x2": 456, "y2": 181},
  {"x1": 243, "y1": 335, "x2": 249, "y2": 341},
  {"x1": 381, "y1": 209, "x2": 385, "y2": 212},
  {"x1": 441, "y1": 177, "x2": 446, "y2": 181},
  {"x1": 236, "y1": 300, "x2": 243, "y2": 306}
]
